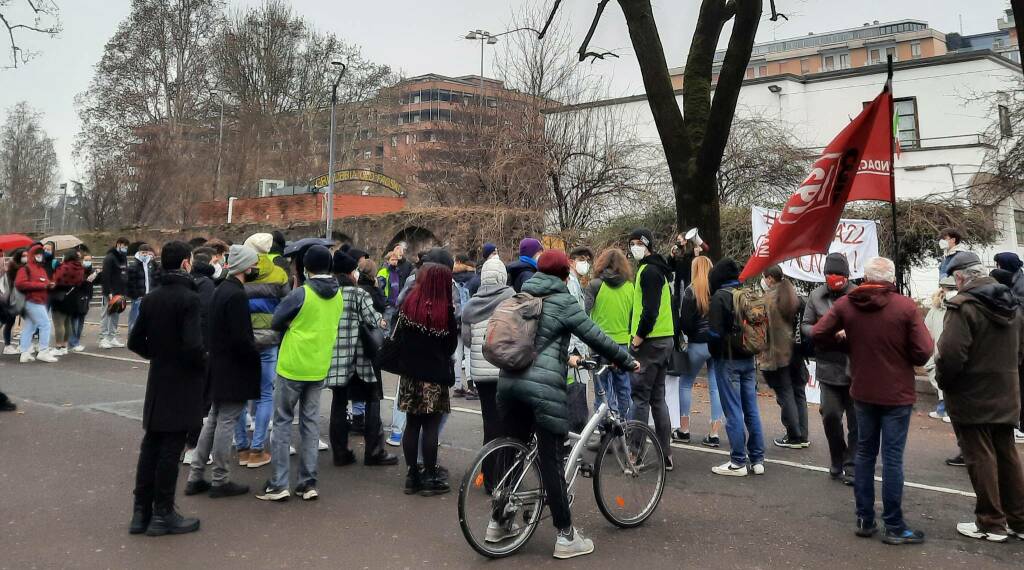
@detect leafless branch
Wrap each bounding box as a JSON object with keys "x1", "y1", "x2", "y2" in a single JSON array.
[{"x1": 0, "y1": 0, "x2": 61, "y2": 68}]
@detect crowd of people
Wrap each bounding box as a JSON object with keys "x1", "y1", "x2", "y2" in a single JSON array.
[{"x1": 1, "y1": 225, "x2": 1023, "y2": 557}]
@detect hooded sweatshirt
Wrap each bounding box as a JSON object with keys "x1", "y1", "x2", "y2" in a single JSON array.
[
  {"x1": 272, "y1": 275, "x2": 343, "y2": 381},
  {"x1": 812, "y1": 281, "x2": 933, "y2": 406},
  {"x1": 14, "y1": 245, "x2": 51, "y2": 305},
  {"x1": 936, "y1": 276, "x2": 1024, "y2": 425},
  {"x1": 461, "y1": 260, "x2": 516, "y2": 383}
]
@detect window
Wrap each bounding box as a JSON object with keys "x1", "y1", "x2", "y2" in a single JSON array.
[
  {"x1": 363, "y1": 150, "x2": 372, "y2": 159},
  {"x1": 894, "y1": 97, "x2": 919, "y2": 148},
  {"x1": 1016, "y1": 210, "x2": 1024, "y2": 246},
  {"x1": 390, "y1": 135, "x2": 398, "y2": 147},
  {"x1": 885, "y1": 46, "x2": 897, "y2": 62},
  {"x1": 823, "y1": 55, "x2": 835, "y2": 71},
  {"x1": 758, "y1": 65, "x2": 767, "y2": 77},
  {"x1": 800, "y1": 57, "x2": 810, "y2": 74},
  {"x1": 1000, "y1": 105, "x2": 1014, "y2": 138},
  {"x1": 911, "y1": 42, "x2": 921, "y2": 58},
  {"x1": 839, "y1": 53, "x2": 850, "y2": 69},
  {"x1": 428, "y1": 132, "x2": 438, "y2": 142},
  {"x1": 869, "y1": 48, "x2": 882, "y2": 65},
  {"x1": 412, "y1": 92, "x2": 422, "y2": 104}
]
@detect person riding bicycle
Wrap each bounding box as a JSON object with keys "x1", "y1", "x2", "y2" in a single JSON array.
[{"x1": 497, "y1": 249, "x2": 639, "y2": 560}]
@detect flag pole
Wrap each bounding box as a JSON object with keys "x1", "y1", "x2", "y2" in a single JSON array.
[{"x1": 886, "y1": 54, "x2": 903, "y2": 294}]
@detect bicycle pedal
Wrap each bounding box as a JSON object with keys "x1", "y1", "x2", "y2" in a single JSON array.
[{"x1": 580, "y1": 463, "x2": 594, "y2": 478}]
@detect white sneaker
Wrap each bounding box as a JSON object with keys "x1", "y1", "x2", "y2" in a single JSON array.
[
  {"x1": 98, "y1": 339, "x2": 113, "y2": 350},
  {"x1": 485, "y1": 518, "x2": 522, "y2": 543},
  {"x1": 553, "y1": 528, "x2": 594, "y2": 559},
  {"x1": 712, "y1": 461, "x2": 749, "y2": 477},
  {"x1": 317, "y1": 439, "x2": 329, "y2": 451},
  {"x1": 3, "y1": 344, "x2": 19, "y2": 355},
  {"x1": 942, "y1": 415, "x2": 952, "y2": 424},
  {"x1": 182, "y1": 448, "x2": 197, "y2": 465},
  {"x1": 109, "y1": 338, "x2": 125, "y2": 348},
  {"x1": 54, "y1": 347, "x2": 68, "y2": 356},
  {"x1": 19, "y1": 352, "x2": 36, "y2": 363},
  {"x1": 36, "y1": 350, "x2": 59, "y2": 363},
  {"x1": 956, "y1": 522, "x2": 1008, "y2": 543},
  {"x1": 1014, "y1": 428, "x2": 1024, "y2": 444},
  {"x1": 928, "y1": 411, "x2": 947, "y2": 420},
  {"x1": 71, "y1": 345, "x2": 85, "y2": 353},
  {"x1": 750, "y1": 463, "x2": 765, "y2": 476}
]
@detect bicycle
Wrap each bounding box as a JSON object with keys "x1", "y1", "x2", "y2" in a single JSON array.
[{"x1": 457, "y1": 360, "x2": 667, "y2": 558}]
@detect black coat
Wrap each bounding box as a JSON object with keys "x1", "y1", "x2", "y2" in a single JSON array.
[
  {"x1": 191, "y1": 263, "x2": 217, "y2": 350},
  {"x1": 205, "y1": 277, "x2": 261, "y2": 403},
  {"x1": 125, "y1": 256, "x2": 162, "y2": 299},
  {"x1": 128, "y1": 272, "x2": 207, "y2": 433},
  {"x1": 101, "y1": 248, "x2": 127, "y2": 297}
]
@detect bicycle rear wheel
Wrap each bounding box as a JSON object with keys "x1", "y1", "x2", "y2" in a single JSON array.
[
  {"x1": 458, "y1": 437, "x2": 544, "y2": 558},
  {"x1": 593, "y1": 420, "x2": 666, "y2": 528}
]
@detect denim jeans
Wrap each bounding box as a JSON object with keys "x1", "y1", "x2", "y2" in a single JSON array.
[
  {"x1": 714, "y1": 357, "x2": 765, "y2": 466},
  {"x1": 270, "y1": 376, "x2": 324, "y2": 489},
  {"x1": 68, "y1": 314, "x2": 85, "y2": 348},
  {"x1": 128, "y1": 298, "x2": 141, "y2": 333},
  {"x1": 390, "y1": 383, "x2": 406, "y2": 435},
  {"x1": 19, "y1": 301, "x2": 51, "y2": 352},
  {"x1": 99, "y1": 297, "x2": 121, "y2": 342},
  {"x1": 853, "y1": 402, "x2": 912, "y2": 531},
  {"x1": 352, "y1": 401, "x2": 366, "y2": 416},
  {"x1": 678, "y1": 343, "x2": 723, "y2": 423},
  {"x1": 235, "y1": 346, "x2": 277, "y2": 451},
  {"x1": 595, "y1": 344, "x2": 632, "y2": 417}
]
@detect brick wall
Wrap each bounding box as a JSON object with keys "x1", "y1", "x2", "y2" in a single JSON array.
[{"x1": 196, "y1": 193, "x2": 407, "y2": 226}]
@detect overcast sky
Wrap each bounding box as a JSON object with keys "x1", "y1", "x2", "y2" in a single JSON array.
[{"x1": 0, "y1": 0, "x2": 1014, "y2": 186}]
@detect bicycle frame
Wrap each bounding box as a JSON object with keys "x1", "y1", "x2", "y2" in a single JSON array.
[{"x1": 563, "y1": 365, "x2": 616, "y2": 489}]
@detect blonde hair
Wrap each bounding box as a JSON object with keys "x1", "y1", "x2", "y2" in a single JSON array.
[{"x1": 691, "y1": 256, "x2": 713, "y2": 315}]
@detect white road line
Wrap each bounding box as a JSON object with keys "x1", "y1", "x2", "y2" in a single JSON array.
[
  {"x1": 382, "y1": 395, "x2": 977, "y2": 498},
  {"x1": 76, "y1": 351, "x2": 149, "y2": 364}
]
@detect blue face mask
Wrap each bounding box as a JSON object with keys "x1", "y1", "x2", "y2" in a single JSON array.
[{"x1": 83, "y1": 261, "x2": 93, "y2": 269}]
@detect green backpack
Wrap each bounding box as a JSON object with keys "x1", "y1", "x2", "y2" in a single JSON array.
[{"x1": 731, "y1": 287, "x2": 769, "y2": 355}]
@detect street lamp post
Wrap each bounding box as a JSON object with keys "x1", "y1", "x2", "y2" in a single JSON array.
[
  {"x1": 325, "y1": 60, "x2": 347, "y2": 239},
  {"x1": 464, "y1": 30, "x2": 499, "y2": 116},
  {"x1": 211, "y1": 90, "x2": 225, "y2": 201}
]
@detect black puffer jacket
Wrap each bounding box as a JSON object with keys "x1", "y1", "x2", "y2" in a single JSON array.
[{"x1": 497, "y1": 273, "x2": 636, "y2": 436}]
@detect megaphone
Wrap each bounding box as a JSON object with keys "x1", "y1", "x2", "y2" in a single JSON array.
[{"x1": 684, "y1": 228, "x2": 703, "y2": 247}]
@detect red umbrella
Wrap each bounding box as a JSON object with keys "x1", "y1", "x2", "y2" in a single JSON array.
[{"x1": 0, "y1": 234, "x2": 34, "y2": 252}]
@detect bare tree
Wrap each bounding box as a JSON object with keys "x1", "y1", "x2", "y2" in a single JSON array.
[
  {"x1": 0, "y1": 0, "x2": 60, "y2": 68},
  {"x1": 717, "y1": 113, "x2": 812, "y2": 206},
  {"x1": 0, "y1": 101, "x2": 57, "y2": 230}
]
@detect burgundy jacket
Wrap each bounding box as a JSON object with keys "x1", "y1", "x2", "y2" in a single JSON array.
[
  {"x1": 53, "y1": 259, "x2": 85, "y2": 288},
  {"x1": 812, "y1": 282, "x2": 933, "y2": 406}
]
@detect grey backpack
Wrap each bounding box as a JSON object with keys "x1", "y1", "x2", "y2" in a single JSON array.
[{"x1": 483, "y1": 293, "x2": 544, "y2": 371}]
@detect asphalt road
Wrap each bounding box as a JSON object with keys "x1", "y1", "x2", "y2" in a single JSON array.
[{"x1": 1, "y1": 317, "x2": 1022, "y2": 569}]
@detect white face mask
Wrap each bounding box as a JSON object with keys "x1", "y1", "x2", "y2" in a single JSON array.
[
  {"x1": 34, "y1": 255, "x2": 44, "y2": 264},
  {"x1": 760, "y1": 278, "x2": 770, "y2": 291},
  {"x1": 351, "y1": 270, "x2": 360, "y2": 283},
  {"x1": 939, "y1": 239, "x2": 949, "y2": 251},
  {"x1": 575, "y1": 261, "x2": 590, "y2": 276},
  {"x1": 629, "y1": 245, "x2": 647, "y2": 260},
  {"x1": 212, "y1": 263, "x2": 223, "y2": 279}
]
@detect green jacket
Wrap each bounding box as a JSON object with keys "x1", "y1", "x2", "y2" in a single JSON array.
[{"x1": 497, "y1": 273, "x2": 636, "y2": 436}]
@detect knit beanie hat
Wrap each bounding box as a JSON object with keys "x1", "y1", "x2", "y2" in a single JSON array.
[
  {"x1": 946, "y1": 251, "x2": 982, "y2": 274},
  {"x1": 994, "y1": 252, "x2": 1023, "y2": 273},
  {"x1": 227, "y1": 244, "x2": 259, "y2": 276},
  {"x1": 422, "y1": 247, "x2": 455, "y2": 270},
  {"x1": 481, "y1": 257, "x2": 508, "y2": 287},
  {"x1": 244, "y1": 232, "x2": 274, "y2": 254},
  {"x1": 303, "y1": 245, "x2": 332, "y2": 274},
  {"x1": 332, "y1": 251, "x2": 358, "y2": 275},
  {"x1": 482, "y1": 243, "x2": 497, "y2": 259},
  {"x1": 519, "y1": 238, "x2": 543, "y2": 259},
  {"x1": 708, "y1": 257, "x2": 741, "y2": 292},
  {"x1": 823, "y1": 252, "x2": 851, "y2": 277},
  {"x1": 537, "y1": 249, "x2": 570, "y2": 280},
  {"x1": 627, "y1": 228, "x2": 655, "y2": 252}
]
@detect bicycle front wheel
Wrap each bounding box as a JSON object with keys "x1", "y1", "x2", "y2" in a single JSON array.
[
  {"x1": 593, "y1": 420, "x2": 666, "y2": 528},
  {"x1": 458, "y1": 437, "x2": 544, "y2": 558}
]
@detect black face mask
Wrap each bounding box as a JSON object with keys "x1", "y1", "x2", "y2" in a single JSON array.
[{"x1": 244, "y1": 268, "x2": 260, "y2": 281}]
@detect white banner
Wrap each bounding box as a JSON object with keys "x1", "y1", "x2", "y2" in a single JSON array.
[{"x1": 751, "y1": 206, "x2": 879, "y2": 282}]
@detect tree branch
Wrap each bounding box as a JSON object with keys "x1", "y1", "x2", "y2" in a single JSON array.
[
  {"x1": 577, "y1": 0, "x2": 617, "y2": 63},
  {"x1": 538, "y1": 0, "x2": 563, "y2": 39}
]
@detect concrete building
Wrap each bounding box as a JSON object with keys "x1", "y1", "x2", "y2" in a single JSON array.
[{"x1": 551, "y1": 45, "x2": 1022, "y2": 297}]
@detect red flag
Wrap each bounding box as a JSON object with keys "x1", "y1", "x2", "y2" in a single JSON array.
[{"x1": 739, "y1": 88, "x2": 893, "y2": 281}]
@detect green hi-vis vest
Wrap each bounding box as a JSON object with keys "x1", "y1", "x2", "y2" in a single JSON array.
[
  {"x1": 376, "y1": 267, "x2": 391, "y2": 297},
  {"x1": 591, "y1": 280, "x2": 635, "y2": 345},
  {"x1": 630, "y1": 264, "x2": 674, "y2": 339},
  {"x1": 277, "y1": 285, "x2": 345, "y2": 381}
]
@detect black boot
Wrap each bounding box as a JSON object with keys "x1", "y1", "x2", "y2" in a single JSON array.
[
  {"x1": 419, "y1": 467, "x2": 451, "y2": 497},
  {"x1": 146, "y1": 506, "x2": 200, "y2": 536},
  {"x1": 365, "y1": 449, "x2": 399, "y2": 466},
  {"x1": 128, "y1": 503, "x2": 152, "y2": 535},
  {"x1": 404, "y1": 466, "x2": 423, "y2": 495}
]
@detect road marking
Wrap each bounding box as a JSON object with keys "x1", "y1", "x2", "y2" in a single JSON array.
[
  {"x1": 76, "y1": 351, "x2": 149, "y2": 364},
  {"x1": 382, "y1": 395, "x2": 978, "y2": 498}
]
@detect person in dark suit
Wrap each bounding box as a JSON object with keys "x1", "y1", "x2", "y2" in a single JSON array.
[{"x1": 127, "y1": 241, "x2": 206, "y2": 537}]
